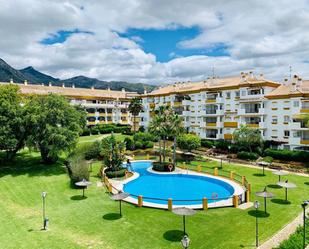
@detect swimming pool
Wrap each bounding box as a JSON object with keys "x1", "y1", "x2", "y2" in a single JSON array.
[{"x1": 121, "y1": 161, "x2": 245, "y2": 208}]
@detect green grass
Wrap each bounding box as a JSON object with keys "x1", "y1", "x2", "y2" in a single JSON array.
[
  {"x1": 0, "y1": 145, "x2": 308, "y2": 248},
  {"x1": 78, "y1": 133, "x2": 131, "y2": 144}
]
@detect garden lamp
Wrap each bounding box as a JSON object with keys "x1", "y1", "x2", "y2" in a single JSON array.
[{"x1": 181, "y1": 235, "x2": 190, "y2": 249}]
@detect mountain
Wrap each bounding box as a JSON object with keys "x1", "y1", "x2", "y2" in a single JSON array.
[
  {"x1": 0, "y1": 58, "x2": 157, "y2": 93},
  {"x1": 20, "y1": 66, "x2": 59, "y2": 84},
  {"x1": 0, "y1": 58, "x2": 26, "y2": 83}
]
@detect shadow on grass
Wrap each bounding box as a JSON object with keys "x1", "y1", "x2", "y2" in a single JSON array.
[
  {"x1": 70, "y1": 195, "x2": 87, "y2": 201},
  {"x1": 253, "y1": 173, "x2": 266, "y2": 177},
  {"x1": 267, "y1": 184, "x2": 282, "y2": 189},
  {"x1": 0, "y1": 151, "x2": 66, "y2": 178},
  {"x1": 271, "y1": 199, "x2": 291, "y2": 205},
  {"x1": 305, "y1": 182, "x2": 309, "y2": 186},
  {"x1": 163, "y1": 230, "x2": 183, "y2": 242},
  {"x1": 239, "y1": 244, "x2": 256, "y2": 248},
  {"x1": 247, "y1": 210, "x2": 270, "y2": 218},
  {"x1": 103, "y1": 213, "x2": 121, "y2": 220}
]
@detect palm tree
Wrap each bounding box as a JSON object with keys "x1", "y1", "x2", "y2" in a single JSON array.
[
  {"x1": 128, "y1": 97, "x2": 143, "y2": 133},
  {"x1": 149, "y1": 113, "x2": 165, "y2": 163},
  {"x1": 169, "y1": 114, "x2": 184, "y2": 165}
]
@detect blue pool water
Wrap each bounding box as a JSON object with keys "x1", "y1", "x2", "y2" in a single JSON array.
[{"x1": 123, "y1": 161, "x2": 235, "y2": 205}]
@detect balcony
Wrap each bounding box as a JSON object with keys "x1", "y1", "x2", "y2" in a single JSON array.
[
  {"x1": 247, "y1": 123, "x2": 259, "y2": 128},
  {"x1": 206, "y1": 122, "x2": 217, "y2": 127},
  {"x1": 300, "y1": 139, "x2": 309, "y2": 145},
  {"x1": 87, "y1": 121, "x2": 96, "y2": 125},
  {"x1": 300, "y1": 108, "x2": 309, "y2": 113},
  {"x1": 223, "y1": 122, "x2": 238, "y2": 128},
  {"x1": 238, "y1": 108, "x2": 265, "y2": 115},
  {"x1": 87, "y1": 113, "x2": 96, "y2": 117},
  {"x1": 224, "y1": 134, "x2": 233, "y2": 140},
  {"x1": 149, "y1": 103, "x2": 155, "y2": 108},
  {"x1": 173, "y1": 101, "x2": 182, "y2": 107}
]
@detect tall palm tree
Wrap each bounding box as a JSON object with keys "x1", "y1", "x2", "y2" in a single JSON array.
[
  {"x1": 149, "y1": 113, "x2": 165, "y2": 163},
  {"x1": 128, "y1": 97, "x2": 143, "y2": 133},
  {"x1": 169, "y1": 114, "x2": 184, "y2": 165}
]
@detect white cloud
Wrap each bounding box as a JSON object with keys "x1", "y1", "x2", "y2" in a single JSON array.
[{"x1": 0, "y1": 0, "x2": 308, "y2": 84}]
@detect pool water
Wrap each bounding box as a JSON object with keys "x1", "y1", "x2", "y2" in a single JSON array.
[{"x1": 123, "y1": 161, "x2": 235, "y2": 205}]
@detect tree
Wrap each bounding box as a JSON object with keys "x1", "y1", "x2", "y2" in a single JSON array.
[
  {"x1": 24, "y1": 94, "x2": 87, "y2": 164},
  {"x1": 128, "y1": 97, "x2": 143, "y2": 133},
  {"x1": 100, "y1": 133, "x2": 125, "y2": 171},
  {"x1": 0, "y1": 84, "x2": 26, "y2": 160},
  {"x1": 168, "y1": 113, "x2": 184, "y2": 164},
  {"x1": 177, "y1": 134, "x2": 201, "y2": 152},
  {"x1": 149, "y1": 106, "x2": 183, "y2": 163},
  {"x1": 233, "y1": 124, "x2": 263, "y2": 153}
]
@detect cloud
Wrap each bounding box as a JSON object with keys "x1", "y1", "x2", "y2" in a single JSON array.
[{"x1": 0, "y1": 0, "x2": 308, "y2": 84}]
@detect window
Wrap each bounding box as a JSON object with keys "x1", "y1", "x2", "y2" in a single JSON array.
[
  {"x1": 235, "y1": 91, "x2": 240, "y2": 97},
  {"x1": 241, "y1": 90, "x2": 246, "y2": 96},
  {"x1": 272, "y1": 116, "x2": 278, "y2": 124},
  {"x1": 293, "y1": 101, "x2": 299, "y2": 107},
  {"x1": 284, "y1": 130, "x2": 290, "y2": 137},
  {"x1": 226, "y1": 92, "x2": 231, "y2": 98},
  {"x1": 284, "y1": 116, "x2": 290, "y2": 123}
]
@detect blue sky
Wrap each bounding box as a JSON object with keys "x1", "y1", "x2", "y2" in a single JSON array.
[
  {"x1": 40, "y1": 27, "x2": 229, "y2": 62},
  {"x1": 40, "y1": 29, "x2": 94, "y2": 45},
  {"x1": 119, "y1": 27, "x2": 229, "y2": 62}
]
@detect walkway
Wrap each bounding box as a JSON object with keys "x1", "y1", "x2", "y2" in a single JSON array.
[{"x1": 258, "y1": 209, "x2": 308, "y2": 249}]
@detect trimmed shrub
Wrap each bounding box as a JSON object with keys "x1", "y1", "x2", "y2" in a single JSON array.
[
  {"x1": 133, "y1": 132, "x2": 156, "y2": 142},
  {"x1": 237, "y1": 151, "x2": 259, "y2": 160},
  {"x1": 263, "y1": 156, "x2": 273, "y2": 164},
  {"x1": 177, "y1": 134, "x2": 201, "y2": 151},
  {"x1": 90, "y1": 125, "x2": 100, "y2": 135},
  {"x1": 82, "y1": 127, "x2": 91, "y2": 136},
  {"x1": 201, "y1": 139, "x2": 214, "y2": 148},
  {"x1": 264, "y1": 148, "x2": 309, "y2": 163},
  {"x1": 105, "y1": 168, "x2": 126, "y2": 178},
  {"x1": 152, "y1": 162, "x2": 175, "y2": 172}
]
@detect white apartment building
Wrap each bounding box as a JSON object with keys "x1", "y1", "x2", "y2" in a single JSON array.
[
  {"x1": 140, "y1": 72, "x2": 309, "y2": 151},
  {"x1": 1, "y1": 81, "x2": 138, "y2": 126}
]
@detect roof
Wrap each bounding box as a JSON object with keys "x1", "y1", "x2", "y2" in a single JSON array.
[
  {"x1": 0, "y1": 82, "x2": 138, "y2": 100},
  {"x1": 144, "y1": 74, "x2": 280, "y2": 97},
  {"x1": 265, "y1": 79, "x2": 309, "y2": 99}
]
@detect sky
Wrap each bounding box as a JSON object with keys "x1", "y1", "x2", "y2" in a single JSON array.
[{"x1": 0, "y1": 0, "x2": 309, "y2": 85}]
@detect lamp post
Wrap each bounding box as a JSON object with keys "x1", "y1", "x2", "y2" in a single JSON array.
[
  {"x1": 301, "y1": 201, "x2": 308, "y2": 249},
  {"x1": 181, "y1": 235, "x2": 190, "y2": 249},
  {"x1": 228, "y1": 145, "x2": 231, "y2": 164},
  {"x1": 41, "y1": 191, "x2": 47, "y2": 230},
  {"x1": 254, "y1": 200, "x2": 260, "y2": 248}
]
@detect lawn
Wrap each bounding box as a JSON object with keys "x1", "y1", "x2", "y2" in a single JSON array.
[
  {"x1": 0, "y1": 144, "x2": 308, "y2": 248},
  {"x1": 78, "y1": 133, "x2": 131, "y2": 144}
]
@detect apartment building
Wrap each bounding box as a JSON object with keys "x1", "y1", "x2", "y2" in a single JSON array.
[
  {"x1": 140, "y1": 72, "x2": 309, "y2": 151},
  {"x1": 1, "y1": 81, "x2": 138, "y2": 126}
]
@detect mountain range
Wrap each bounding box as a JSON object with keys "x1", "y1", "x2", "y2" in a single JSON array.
[{"x1": 0, "y1": 58, "x2": 156, "y2": 93}]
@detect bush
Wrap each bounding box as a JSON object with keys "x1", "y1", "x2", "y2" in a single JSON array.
[
  {"x1": 214, "y1": 139, "x2": 231, "y2": 151},
  {"x1": 67, "y1": 154, "x2": 89, "y2": 184},
  {"x1": 237, "y1": 151, "x2": 259, "y2": 160},
  {"x1": 124, "y1": 137, "x2": 135, "y2": 150},
  {"x1": 144, "y1": 141, "x2": 154, "y2": 149},
  {"x1": 201, "y1": 139, "x2": 214, "y2": 148},
  {"x1": 134, "y1": 141, "x2": 144, "y2": 150},
  {"x1": 133, "y1": 132, "x2": 156, "y2": 142},
  {"x1": 263, "y1": 156, "x2": 273, "y2": 164},
  {"x1": 90, "y1": 125, "x2": 100, "y2": 135},
  {"x1": 82, "y1": 127, "x2": 91, "y2": 136},
  {"x1": 264, "y1": 149, "x2": 309, "y2": 163},
  {"x1": 84, "y1": 141, "x2": 101, "y2": 160},
  {"x1": 177, "y1": 134, "x2": 201, "y2": 151},
  {"x1": 104, "y1": 168, "x2": 127, "y2": 178},
  {"x1": 139, "y1": 126, "x2": 145, "y2": 132},
  {"x1": 152, "y1": 162, "x2": 174, "y2": 172}
]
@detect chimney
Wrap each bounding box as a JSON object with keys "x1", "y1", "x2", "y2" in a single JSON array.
[
  {"x1": 122, "y1": 88, "x2": 125, "y2": 93},
  {"x1": 48, "y1": 82, "x2": 52, "y2": 87},
  {"x1": 107, "y1": 87, "x2": 110, "y2": 91},
  {"x1": 144, "y1": 89, "x2": 147, "y2": 94},
  {"x1": 62, "y1": 83, "x2": 65, "y2": 88},
  {"x1": 41, "y1": 83, "x2": 44, "y2": 86},
  {"x1": 10, "y1": 79, "x2": 13, "y2": 83},
  {"x1": 283, "y1": 78, "x2": 288, "y2": 85},
  {"x1": 24, "y1": 80, "x2": 28, "y2": 85},
  {"x1": 292, "y1": 74, "x2": 298, "y2": 84},
  {"x1": 72, "y1": 83, "x2": 75, "y2": 88},
  {"x1": 259, "y1": 73, "x2": 264, "y2": 79},
  {"x1": 249, "y1": 71, "x2": 254, "y2": 78},
  {"x1": 91, "y1": 86, "x2": 94, "y2": 90}
]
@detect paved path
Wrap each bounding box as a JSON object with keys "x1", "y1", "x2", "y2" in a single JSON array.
[{"x1": 258, "y1": 209, "x2": 308, "y2": 249}]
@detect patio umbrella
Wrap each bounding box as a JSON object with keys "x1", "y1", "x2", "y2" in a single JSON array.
[
  {"x1": 255, "y1": 187, "x2": 275, "y2": 213},
  {"x1": 258, "y1": 161, "x2": 270, "y2": 175},
  {"x1": 172, "y1": 207, "x2": 197, "y2": 235},
  {"x1": 277, "y1": 180, "x2": 297, "y2": 202},
  {"x1": 272, "y1": 170, "x2": 288, "y2": 182},
  {"x1": 110, "y1": 192, "x2": 130, "y2": 217},
  {"x1": 75, "y1": 179, "x2": 92, "y2": 197}
]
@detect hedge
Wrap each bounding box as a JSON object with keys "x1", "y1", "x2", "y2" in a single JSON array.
[
  {"x1": 201, "y1": 139, "x2": 214, "y2": 148},
  {"x1": 81, "y1": 124, "x2": 132, "y2": 136},
  {"x1": 105, "y1": 168, "x2": 127, "y2": 178},
  {"x1": 264, "y1": 148, "x2": 309, "y2": 163},
  {"x1": 237, "y1": 151, "x2": 259, "y2": 160},
  {"x1": 152, "y1": 162, "x2": 175, "y2": 172}
]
